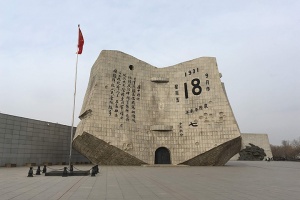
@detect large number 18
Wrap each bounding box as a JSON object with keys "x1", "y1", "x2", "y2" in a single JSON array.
[{"x1": 184, "y1": 78, "x2": 202, "y2": 99}]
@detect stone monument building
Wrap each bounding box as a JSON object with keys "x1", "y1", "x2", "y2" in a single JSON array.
[{"x1": 73, "y1": 50, "x2": 242, "y2": 165}]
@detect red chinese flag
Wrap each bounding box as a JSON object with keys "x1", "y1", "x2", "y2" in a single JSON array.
[{"x1": 77, "y1": 27, "x2": 84, "y2": 54}]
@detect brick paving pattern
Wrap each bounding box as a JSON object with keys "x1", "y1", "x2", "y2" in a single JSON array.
[{"x1": 0, "y1": 161, "x2": 299, "y2": 200}]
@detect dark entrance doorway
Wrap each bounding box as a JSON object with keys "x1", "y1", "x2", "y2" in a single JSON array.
[{"x1": 155, "y1": 147, "x2": 171, "y2": 164}]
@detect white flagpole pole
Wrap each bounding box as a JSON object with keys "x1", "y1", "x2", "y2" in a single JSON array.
[{"x1": 69, "y1": 25, "x2": 80, "y2": 170}]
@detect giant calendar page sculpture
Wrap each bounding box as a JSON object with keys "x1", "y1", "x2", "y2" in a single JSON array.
[{"x1": 73, "y1": 50, "x2": 241, "y2": 166}]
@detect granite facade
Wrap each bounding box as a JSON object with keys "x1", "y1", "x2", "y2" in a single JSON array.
[{"x1": 73, "y1": 50, "x2": 241, "y2": 165}]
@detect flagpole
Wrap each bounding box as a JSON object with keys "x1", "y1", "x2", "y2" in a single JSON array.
[{"x1": 69, "y1": 25, "x2": 80, "y2": 170}]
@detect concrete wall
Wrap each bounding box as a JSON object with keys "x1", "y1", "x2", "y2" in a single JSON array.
[
  {"x1": 231, "y1": 133, "x2": 273, "y2": 160},
  {"x1": 0, "y1": 113, "x2": 89, "y2": 167}
]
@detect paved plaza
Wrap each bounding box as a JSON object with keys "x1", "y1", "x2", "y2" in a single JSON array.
[{"x1": 0, "y1": 161, "x2": 299, "y2": 200}]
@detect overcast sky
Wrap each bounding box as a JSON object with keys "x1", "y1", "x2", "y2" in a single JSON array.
[{"x1": 1, "y1": 0, "x2": 299, "y2": 145}]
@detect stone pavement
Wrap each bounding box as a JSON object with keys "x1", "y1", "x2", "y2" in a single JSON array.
[{"x1": 0, "y1": 161, "x2": 299, "y2": 200}]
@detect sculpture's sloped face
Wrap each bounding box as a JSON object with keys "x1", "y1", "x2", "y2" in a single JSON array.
[{"x1": 73, "y1": 50, "x2": 241, "y2": 166}]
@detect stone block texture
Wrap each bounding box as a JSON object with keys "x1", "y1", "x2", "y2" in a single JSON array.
[
  {"x1": 73, "y1": 132, "x2": 146, "y2": 165},
  {"x1": 180, "y1": 136, "x2": 241, "y2": 166},
  {"x1": 73, "y1": 50, "x2": 241, "y2": 165},
  {"x1": 0, "y1": 113, "x2": 89, "y2": 166}
]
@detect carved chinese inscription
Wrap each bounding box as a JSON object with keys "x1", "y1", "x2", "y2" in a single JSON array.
[{"x1": 108, "y1": 69, "x2": 141, "y2": 123}]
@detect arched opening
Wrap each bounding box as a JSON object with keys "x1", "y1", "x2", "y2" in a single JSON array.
[
  {"x1": 129, "y1": 65, "x2": 134, "y2": 70},
  {"x1": 155, "y1": 147, "x2": 171, "y2": 164}
]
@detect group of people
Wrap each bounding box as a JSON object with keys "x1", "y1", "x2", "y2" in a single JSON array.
[{"x1": 266, "y1": 157, "x2": 273, "y2": 162}]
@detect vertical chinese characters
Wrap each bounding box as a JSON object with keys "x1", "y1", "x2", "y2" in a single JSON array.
[{"x1": 108, "y1": 69, "x2": 141, "y2": 123}]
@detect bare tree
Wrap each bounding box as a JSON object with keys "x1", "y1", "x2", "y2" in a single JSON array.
[
  {"x1": 291, "y1": 137, "x2": 300, "y2": 159},
  {"x1": 271, "y1": 138, "x2": 300, "y2": 161}
]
